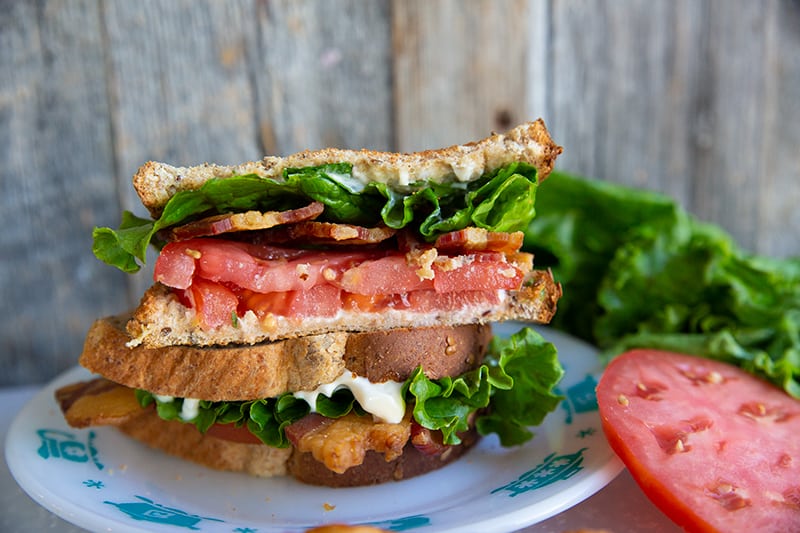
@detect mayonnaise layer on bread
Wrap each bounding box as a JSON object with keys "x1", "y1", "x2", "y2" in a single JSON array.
[
  {"x1": 293, "y1": 370, "x2": 405, "y2": 424},
  {"x1": 154, "y1": 394, "x2": 201, "y2": 421}
]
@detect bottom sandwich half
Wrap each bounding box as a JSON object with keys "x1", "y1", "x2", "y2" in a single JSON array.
[{"x1": 54, "y1": 316, "x2": 564, "y2": 487}]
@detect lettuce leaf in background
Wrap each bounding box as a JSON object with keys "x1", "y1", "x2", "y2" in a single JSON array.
[
  {"x1": 524, "y1": 171, "x2": 800, "y2": 398},
  {"x1": 94, "y1": 161, "x2": 541, "y2": 273}
]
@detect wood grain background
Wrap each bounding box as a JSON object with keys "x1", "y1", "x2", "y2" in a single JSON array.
[{"x1": 2, "y1": 0, "x2": 799, "y2": 385}]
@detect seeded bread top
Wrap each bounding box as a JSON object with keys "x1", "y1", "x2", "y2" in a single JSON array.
[{"x1": 133, "y1": 119, "x2": 562, "y2": 218}]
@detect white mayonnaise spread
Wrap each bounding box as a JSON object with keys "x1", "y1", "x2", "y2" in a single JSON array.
[
  {"x1": 293, "y1": 370, "x2": 405, "y2": 424},
  {"x1": 180, "y1": 398, "x2": 201, "y2": 421},
  {"x1": 152, "y1": 395, "x2": 201, "y2": 422}
]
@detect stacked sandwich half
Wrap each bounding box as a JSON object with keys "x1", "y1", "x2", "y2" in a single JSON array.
[{"x1": 56, "y1": 120, "x2": 566, "y2": 486}]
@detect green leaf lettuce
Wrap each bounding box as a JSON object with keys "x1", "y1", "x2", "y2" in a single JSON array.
[
  {"x1": 95, "y1": 162, "x2": 541, "y2": 273},
  {"x1": 524, "y1": 171, "x2": 800, "y2": 398}
]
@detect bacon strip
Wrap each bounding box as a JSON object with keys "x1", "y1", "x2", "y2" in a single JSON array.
[
  {"x1": 55, "y1": 379, "x2": 145, "y2": 428},
  {"x1": 169, "y1": 201, "x2": 325, "y2": 241},
  {"x1": 258, "y1": 221, "x2": 397, "y2": 246},
  {"x1": 434, "y1": 227, "x2": 524, "y2": 254},
  {"x1": 288, "y1": 412, "x2": 412, "y2": 473}
]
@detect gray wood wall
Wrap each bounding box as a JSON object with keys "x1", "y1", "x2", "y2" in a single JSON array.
[{"x1": 2, "y1": 0, "x2": 799, "y2": 385}]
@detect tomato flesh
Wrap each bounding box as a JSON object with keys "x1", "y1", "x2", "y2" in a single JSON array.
[
  {"x1": 154, "y1": 237, "x2": 526, "y2": 328},
  {"x1": 597, "y1": 349, "x2": 800, "y2": 533}
]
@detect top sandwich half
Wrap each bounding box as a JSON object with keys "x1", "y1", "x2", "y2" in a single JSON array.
[{"x1": 94, "y1": 119, "x2": 563, "y2": 348}]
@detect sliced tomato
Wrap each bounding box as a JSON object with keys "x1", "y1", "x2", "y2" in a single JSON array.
[
  {"x1": 597, "y1": 349, "x2": 800, "y2": 533},
  {"x1": 155, "y1": 237, "x2": 527, "y2": 328},
  {"x1": 154, "y1": 241, "x2": 197, "y2": 289},
  {"x1": 405, "y1": 289, "x2": 501, "y2": 312},
  {"x1": 157, "y1": 238, "x2": 379, "y2": 293},
  {"x1": 432, "y1": 254, "x2": 523, "y2": 292},
  {"x1": 341, "y1": 292, "x2": 409, "y2": 313},
  {"x1": 238, "y1": 284, "x2": 342, "y2": 319},
  {"x1": 337, "y1": 255, "x2": 434, "y2": 295},
  {"x1": 206, "y1": 423, "x2": 263, "y2": 445},
  {"x1": 189, "y1": 278, "x2": 238, "y2": 329}
]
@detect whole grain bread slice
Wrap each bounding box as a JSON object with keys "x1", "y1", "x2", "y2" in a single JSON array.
[
  {"x1": 83, "y1": 315, "x2": 492, "y2": 401},
  {"x1": 134, "y1": 119, "x2": 562, "y2": 218},
  {"x1": 125, "y1": 269, "x2": 560, "y2": 349}
]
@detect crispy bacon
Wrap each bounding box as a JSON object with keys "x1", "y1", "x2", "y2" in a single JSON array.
[
  {"x1": 290, "y1": 412, "x2": 412, "y2": 474},
  {"x1": 55, "y1": 379, "x2": 145, "y2": 428},
  {"x1": 410, "y1": 421, "x2": 448, "y2": 456},
  {"x1": 285, "y1": 413, "x2": 332, "y2": 447},
  {"x1": 257, "y1": 221, "x2": 397, "y2": 246},
  {"x1": 434, "y1": 227, "x2": 525, "y2": 254},
  {"x1": 169, "y1": 201, "x2": 325, "y2": 241}
]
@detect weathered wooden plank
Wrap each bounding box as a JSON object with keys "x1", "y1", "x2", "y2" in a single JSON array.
[
  {"x1": 748, "y1": 0, "x2": 800, "y2": 258},
  {"x1": 392, "y1": 0, "x2": 530, "y2": 152},
  {"x1": 688, "y1": 2, "x2": 774, "y2": 255},
  {"x1": 0, "y1": 0, "x2": 124, "y2": 385},
  {"x1": 251, "y1": 0, "x2": 393, "y2": 154},
  {"x1": 102, "y1": 0, "x2": 263, "y2": 296},
  {"x1": 547, "y1": 0, "x2": 800, "y2": 257},
  {"x1": 547, "y1": 0, "x2": 705, "y2": 204}
]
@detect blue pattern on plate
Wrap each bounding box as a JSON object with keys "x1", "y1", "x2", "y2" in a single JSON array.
[
  {"x1": 491, "y1": 448, "x2": 587, "y2": 497},
  {"x1": 36, "y1": 428, "x2": 103, "y2": 470},
  {"x1": 104, "y1": 495, "x2": 225, "y2": 530}
]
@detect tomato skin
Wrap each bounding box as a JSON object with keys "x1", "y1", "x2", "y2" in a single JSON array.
[{"x1": 597, "y1": 350, "x2": 800, "y2": 533}]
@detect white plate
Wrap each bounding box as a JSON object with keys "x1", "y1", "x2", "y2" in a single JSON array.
[{"x1": 5, "y1": 325, "x2": 623, "y2": 533}]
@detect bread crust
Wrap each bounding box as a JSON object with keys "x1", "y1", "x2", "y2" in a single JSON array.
[
  {"x1": 287, "y1": 429, "x2": 479, "y2": 487},
  {"x1": 118, "y1": 409, "x2": 291, "y2": 478},
  {"x1": 134, "y1": 120, "x2": 562, "y2": 218},
  {"x1": 343, "y1": 324, "x2": 492, "y2": 382},
  {"x1": 81, "y1": 316, "x2": 492, "y2": 400},
  {"x1": 126, "y1": 270, "x2": 560, "y2": 349}
]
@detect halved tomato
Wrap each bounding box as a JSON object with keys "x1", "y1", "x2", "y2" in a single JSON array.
[{"x1": 597, "y1": 349, "x2": 800, "y2": 533}]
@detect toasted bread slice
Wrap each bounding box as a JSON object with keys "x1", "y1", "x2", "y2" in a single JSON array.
[
  {"x1": 82, "y1": 315, "x2": 492, "y2": 400},
  {"x1": 134, "y1": 119, "x2": 562, "y2": 218},
  {"x1": 125, "y1": 269, "x2": 560, "y2": 349}
]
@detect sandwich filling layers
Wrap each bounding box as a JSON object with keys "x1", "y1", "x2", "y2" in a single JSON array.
[
  {"x1": 58, "y1": 325, "x2": 564, "y2": 477},
  {"x1": 58, "y1": 120, "x2": 567, "y2": 486}
]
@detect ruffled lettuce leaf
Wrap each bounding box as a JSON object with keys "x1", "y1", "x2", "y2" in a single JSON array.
[
  {"x1": 136, "y1": 327, "x2": 564, "y2": 447},
  {"x1": 524, "y1": 171, "x2": 800, "y2": 399},
  {"x1": 95, "y1": 162, "x2": 540, "y2": 273}
]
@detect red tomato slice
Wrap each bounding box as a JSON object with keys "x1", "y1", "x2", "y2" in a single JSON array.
[
  {"x1": 597, "y1": 349, "x2": 800, "y2": 533},
  {"x1": 237, "y1": 284, "x2": 342, "y2": 319},
  {"x1": 337, "y1": 255, "x2": 434, "y2": 295},
  {"x1": 154, "y1": 241, "x2": 197, "y2": 289},
  {"x1": 432, "y1": 254, "x2": 523, "y2": 292},
  {"x1": 155, "y1": 237, "x2": 526, "y2": 328},
  {"x1": 189, "y1": 278, "x2": 238, "y2": 329}
]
